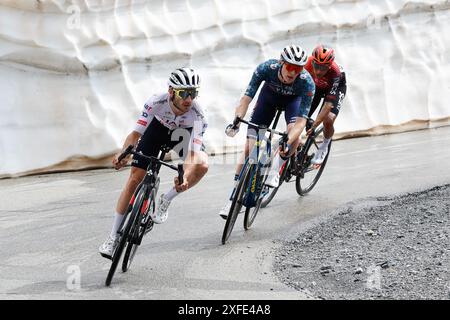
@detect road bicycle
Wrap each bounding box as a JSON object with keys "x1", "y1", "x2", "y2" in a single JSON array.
[
  {"x1": 105, "y1": 144, "x2": 184, "y2": 286},
  {"x1": 222, "y1": 113, "x2": 288, "y2": 245},
  {"x1": 260, "y1": 117, "x2": 332, "y2": 208}
]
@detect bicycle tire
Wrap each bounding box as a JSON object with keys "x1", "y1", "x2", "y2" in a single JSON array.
[
  {"x1": 243, "y1": 196, "x2": 261, "y2": 230},
  {"x1": 243, "y1": 166, "x2": 266, "y2": 230},
  {"x1": 222, "y1": 163, "x2": 251, "y2": 245},
  {"x1": 295, "y1": 133, "x2": 332, "y2": 196},
  {"x1": 122, "y1": 187, "x2": 155, "y2": 272},
  {"x1": 105, "y1": 189, "x2": 143, "y2": 286}
]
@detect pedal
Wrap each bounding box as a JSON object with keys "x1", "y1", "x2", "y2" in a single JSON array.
[
  {"x1": 144, "y1": 221, "x2": 154, "y2": 235},
  {"x1": 100, "y1": 253, "x2": 113, "y2": 260}
]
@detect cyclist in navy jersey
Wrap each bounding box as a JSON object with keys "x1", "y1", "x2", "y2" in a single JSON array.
[
  {"x1": 304, "y1": 44, "x2": 347, "y2": 165},
  {"x1": 219, "y1": 44, "x2": 316, "y2": 218}
]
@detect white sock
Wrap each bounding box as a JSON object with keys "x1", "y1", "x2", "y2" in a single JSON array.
[
  {"x1": 164, "y1": 187, "x2": 178, "y2": 202},
  {"x1": 321, "y1": 138, "x2": 331, "y2": 149},
  {"x1": 270, "y1": 152, "x2": 286, "y2": 176},
  {"x1": 110, "y1": 212, "x2": 125, "y2": 239}
]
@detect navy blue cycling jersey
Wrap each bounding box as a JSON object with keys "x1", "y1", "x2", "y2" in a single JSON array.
[{"x1": 244, "y1": 59, "x2": 315, "y2": 118}]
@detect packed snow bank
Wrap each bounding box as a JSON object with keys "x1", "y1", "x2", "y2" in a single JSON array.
[{"x1": 1, "y1": 0, "x2": 449, "y2": 176}]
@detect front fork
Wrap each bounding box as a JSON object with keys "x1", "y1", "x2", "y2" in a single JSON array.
[{"x1": 128, "y1": 172, "x2": 159, "y2": 215}]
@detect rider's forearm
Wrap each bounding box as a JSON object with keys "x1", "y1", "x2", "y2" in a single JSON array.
[
  {"x1": 122, "y1": 131, "x2": 141, "y2": 151},
  {"x1": 313, "y1": 102, "x2": 333, "y2": 128},
  {"x1": 235, "y1": 95, "x2": 252, "y2": 119}
]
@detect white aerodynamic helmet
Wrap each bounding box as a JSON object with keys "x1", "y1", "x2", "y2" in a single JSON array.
[
  {"x1": 280, "y1": 44, "x2": 308, "y2": 66},
  {"x1": 168, "y1": 67, "x2": 201, "y2": 89}
]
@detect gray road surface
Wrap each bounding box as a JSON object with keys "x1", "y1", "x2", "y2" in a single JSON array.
[{"x1": 1, "y1": 126, "x2": 449, "y2": 299}]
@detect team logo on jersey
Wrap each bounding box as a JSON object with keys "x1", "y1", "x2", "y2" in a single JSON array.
[
  {"x1": 144, "y1": 103, "x2": 152, "y2": 111},
  {"x1": 270, "y1": 63, "x2": 278, "y2": 70},
  {"x1": 137, "y1": 120, "x2": 147, "y2": 126},
  {"x1": 300, "y1": 73, "x2": 307, "y2": 80},
  {"x1": 166, "y1": 120, "x2": 177, "y2": 128},
  {"x1": 141, "y1": 111, "x2": 148, "y2": 118}
]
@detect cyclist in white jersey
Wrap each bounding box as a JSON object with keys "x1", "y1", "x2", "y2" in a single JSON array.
[{"x1": 99, "y1": 68, "x2": 209, "y2": 259}]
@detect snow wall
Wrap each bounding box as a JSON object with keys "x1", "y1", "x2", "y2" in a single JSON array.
[{"x1": 0, "y1": 0, "x2": 449, "y2": 177}]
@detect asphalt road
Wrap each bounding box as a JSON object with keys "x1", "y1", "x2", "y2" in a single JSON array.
[{"x1": 1, "y1": 126, "x2": 449, "y2": 299}]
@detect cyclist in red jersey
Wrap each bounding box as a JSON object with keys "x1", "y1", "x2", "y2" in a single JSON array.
[{"x1": 304, "y1": 45, "x2": 347, "y2": 164}]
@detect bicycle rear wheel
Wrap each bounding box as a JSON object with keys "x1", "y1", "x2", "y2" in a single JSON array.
[
  {"x1": 105, "y1": 191, "x2": 142, "y2": 286},
  {"x1": 222, "y1": 164, "x2": 251, "y2": 245},
  {"x1": 296, "y1": 131, "x2": 332, "y2": 195},
  {"x1": 122, "y1": 188, "x2": 155, "y2": 272}
]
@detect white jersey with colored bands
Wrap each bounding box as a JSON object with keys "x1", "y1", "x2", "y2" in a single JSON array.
[{"x1": 134, "y1": 93, "x2": 208, "y2": 152}]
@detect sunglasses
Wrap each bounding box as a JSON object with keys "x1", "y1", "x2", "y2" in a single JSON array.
[
  {"x1": 312, "y1": 60, "x2": 331, "y2": 71},
  {"x1": 173, "y1": 88, "x2": 199, "y2": 100},
  {"x1": 284, "y1": 63, "x2": 303, "y2": 73}
]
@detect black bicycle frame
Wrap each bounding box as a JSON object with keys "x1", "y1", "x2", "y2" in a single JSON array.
[{"x1": 230, "y1": 111, "x2": 287, "y2": 206}]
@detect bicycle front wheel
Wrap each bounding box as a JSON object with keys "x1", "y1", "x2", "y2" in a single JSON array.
[
  {"x1": 122, "y1": 187, "x2": 155, "y2": 272},
  {"x1": 222, "y1": 164, "x2": 251, "y2": 245},
  {"x1": 105, "y1": 192, "x2": 142, "y2": 286},
  {"x1": 244, "y1": 166, "x2": 267, "y2": 230},
  {"x1": 296, "y1": 134, "x2": 332, "y2": 195}
]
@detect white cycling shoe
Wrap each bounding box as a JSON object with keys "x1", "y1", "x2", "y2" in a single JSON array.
[
  {"x1": 152, "y1": 194, "x2": 171, "y2": 224},
  {"x1": 219, "y1": 201, "x2": 232, "y2": 220},
  {"x1": 99, "y1": 236, "x2": 119, "y2": 259},
  {"x1": 311, "y1": 146, "x2": 329, "y2": 165},
  {"x1": 264, "y1": 172, "x2": 280, "y2": 188},
  {"x1": 219, "y1": 200, "x2": 248, "y2": 219}
]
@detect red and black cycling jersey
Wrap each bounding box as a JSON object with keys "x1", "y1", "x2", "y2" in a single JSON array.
[{"x1": 304, "y1": 56, "x2": 346, "y2": 103}]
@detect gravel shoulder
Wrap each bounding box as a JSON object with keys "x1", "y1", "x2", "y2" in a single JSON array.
[{"x1": 274, "y1": 184, "x2": 450, "y2": 300}]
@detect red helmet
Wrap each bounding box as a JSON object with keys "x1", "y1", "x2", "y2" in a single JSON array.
[{"x1": 312, "y1": 45, "x2": 335, "y2": 65}]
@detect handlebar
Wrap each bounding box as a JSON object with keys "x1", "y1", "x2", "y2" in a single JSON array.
[
  {"x1": 232, "y1": 116, "x2": 289, "y2": 150},
  {"x1": 117, "y1": 144, "x2": 134, "y2": 163},
  {"x1": 117, "y1": 145, "x2": 184, "y2": 185},
  {"x1": 305, "y1": 117, "x2": 315, "y2": 131}
]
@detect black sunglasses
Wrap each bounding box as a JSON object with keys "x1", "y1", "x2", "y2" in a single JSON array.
[{"x1": 312, "y1": 60, "x2": 331, "y2": 71}]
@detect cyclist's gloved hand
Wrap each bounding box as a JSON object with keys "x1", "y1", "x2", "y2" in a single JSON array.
[
  {"x1": 225, "y1": 124, "x2": 239, "y2": 137},
  {"x1": 278, "y1": 133, "x2": 291, "y2": 157},
  {"x1": 280, "y1": 143, "x2": 292, "y2": 157},
  {"x1": 112, "y1": 152, "x2": 127, "y2": 170},
  {"x1": 174, "y1": 176, "x2": 189, "y2": 193}
]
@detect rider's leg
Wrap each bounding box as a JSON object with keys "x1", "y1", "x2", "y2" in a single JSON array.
[
  {"x1": 265, "y1": 95, "x2": 306, "y2": 187},
  {"x1": 153, "y1": 127, "x2": 209, "y2": 223},
  {"x1": 266, "y1": 119, "x2": 304, "y2": 186},
  {"x1": 110, "y1": 167, "x2": 146, "y2": 236},
  {"x1": 162, "y1": 150, "x2": 209, "y2": 202},
  {"x1": 99, "y1": 166, "x2": 147, "y2": 258},
  {"x1": 321, "y1": 112, "x2": 337, "y2": 147},
  {"x1": 312, "y1": 103, "x2": 339, "y2": 165},
  {"x1": 235, "y1": 137, "x2": 256, "y2": 176},
  {"x1": 115, "y1": 167, "x2": 146, "y2": 214}
]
